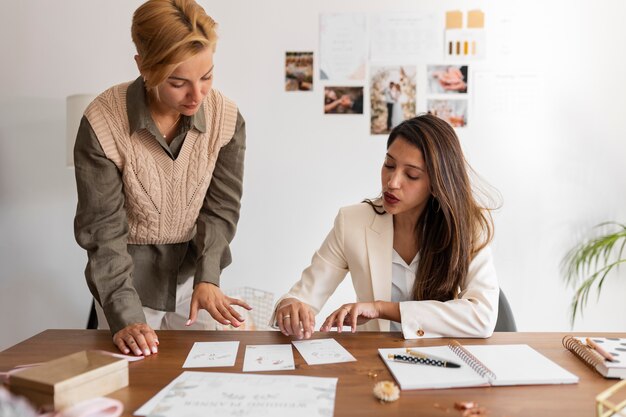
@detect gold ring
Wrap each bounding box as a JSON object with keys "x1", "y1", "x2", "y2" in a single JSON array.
[{"x1": 283, "y1": 315, "x2": 291, "y2": 320}]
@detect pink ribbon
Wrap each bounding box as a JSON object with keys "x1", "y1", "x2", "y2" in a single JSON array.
[
  {"x1": 40, "y1": 397, "x2": 123, "y2": 417},
  {"x1": 0, "y1": 363, "x2": 43, "y2": 384}
]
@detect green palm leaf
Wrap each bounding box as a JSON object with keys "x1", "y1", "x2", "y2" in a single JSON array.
[{"x1": 561, "y1": 222, "x2": 626, "y2": 326}]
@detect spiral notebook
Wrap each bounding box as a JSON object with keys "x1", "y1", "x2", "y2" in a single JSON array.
[
  {"x1": 379, "y1": 341, "x2": 579, "y2": 390},
  {"x1": 563, "y1": 336, "x2": 626, "y2": 379}
]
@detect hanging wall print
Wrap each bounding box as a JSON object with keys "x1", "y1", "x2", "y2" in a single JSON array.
[
  {"x1": 427, "y1": 65, "x2": 468, "y2": 94},
  {"x1": 324, "y1": 86, "x2": 364, "y2": 114},
  {"x1": 370, "y1": 66, "x2": 416, "y2": 135},
  {"x1": 444, "y1": 10, "x2": 485, "y2": 61},
  {"x1": 427, "y1": 99, "x2": 468, "y2": 128},
  {"x1": 319, "y1": 13, "x2": 367, "y2": 81},
  {"x1": 285, "y1": 52, "x2": 314, "y2": 92}
]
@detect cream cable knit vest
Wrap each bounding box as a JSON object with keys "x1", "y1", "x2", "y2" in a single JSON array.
[{"x1": 84, "y1": 82, "x2": 238, "y2": 244}]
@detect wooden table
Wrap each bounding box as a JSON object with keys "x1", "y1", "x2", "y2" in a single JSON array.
[{"x1": 1, "y1": 330, "x2": 623, "y2": 416}]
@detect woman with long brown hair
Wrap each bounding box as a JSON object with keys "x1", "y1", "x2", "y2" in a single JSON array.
[{"x1": 273, "y1": 114, "x2": 498, "y2": 339}]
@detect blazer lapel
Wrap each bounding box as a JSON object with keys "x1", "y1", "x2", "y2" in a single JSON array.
[{"x1": 365, "y1": 212, "x2": 393, "y2": 305}]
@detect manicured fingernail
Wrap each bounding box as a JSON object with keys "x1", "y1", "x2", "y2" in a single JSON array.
[
  {"x1": 123, "y1": 349, "x2": 130, "y2": 354},
  {"x1": 135, "y1": 349, "x2": 142, "y2": 355},
  {"x1": 155, "y1": 339, "x2": 160, "y2": 345},
  {"x1": 144, "y1": 349, "x2": 150, "y2": 356},
  {"x1": 185, "y1": 319, "x2": 191, "y2": 326},
  {"x1": 151, "y1": 346, "x2": 158, "y2": 353}
]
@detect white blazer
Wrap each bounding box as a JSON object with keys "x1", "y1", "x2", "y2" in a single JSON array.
[{"x1": 276, "y1": 202, "x2": 499, "y2": 339}]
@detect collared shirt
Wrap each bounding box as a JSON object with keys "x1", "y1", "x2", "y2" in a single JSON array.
[
  {"x1": 390, "y1": 250, "x2": 418, "y2": 331},
  {"x1": 125, "y1": 77, "x2": 207, "y2": 159},
  {"x1": 74, "y1": 77, "x2": 246, "y2": 334}
]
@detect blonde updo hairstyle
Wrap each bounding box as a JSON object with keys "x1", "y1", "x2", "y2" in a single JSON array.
[{"x1": 131, "y1": 0, "x2": 218, "y2": 91}]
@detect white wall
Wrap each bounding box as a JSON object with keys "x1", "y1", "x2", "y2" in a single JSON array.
[{"x1": 1, "y1": 0, "x2": 625, "y2": 351}]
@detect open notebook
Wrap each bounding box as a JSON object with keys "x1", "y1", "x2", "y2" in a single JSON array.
[{"x1": 379, "y1": 341, "x2": 579, "y2": 390}]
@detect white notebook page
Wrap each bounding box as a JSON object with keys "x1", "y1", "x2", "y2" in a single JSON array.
[{"x1": 464, "y1": 344, "x2": 579, "y2": 386}]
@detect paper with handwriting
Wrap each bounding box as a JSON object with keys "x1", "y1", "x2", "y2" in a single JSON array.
[
  {"x1": 292, "y1": 338, "x2": 356, "y2": 365},
  {"x1": 137, "y1": 371, "x2": 337, "y2": 417},
  {"x1": 243, "y1": 344, "x2": 295, "y2": 372},
  {"x1": 182, "y1": 341, "x2": 239, "y2": 368}
]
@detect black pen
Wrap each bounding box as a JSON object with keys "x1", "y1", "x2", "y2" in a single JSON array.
[
  {"x1": 406, "y1": 348, "x2": 462, "y2": 364},
  {"x1": 387, "y1": 353, "x2": 461, "y2": 368}
]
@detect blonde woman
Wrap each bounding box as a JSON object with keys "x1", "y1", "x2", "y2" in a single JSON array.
[{"x1": 74, "y1": 0, "x2": 250, "y2": 356}]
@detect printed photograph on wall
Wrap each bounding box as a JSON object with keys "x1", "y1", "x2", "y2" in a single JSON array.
[
  {"x1": 370, "y1": 66, "x2": 416, "y2": 135},
  {"x1": 285, "y1": 51, "x2": 313, "y2": 92},
  {"x1": 427, "y1": 65, "x2": 468, "y2": 94},
  {"x1": 324, "y1": 86, "x2": 364, "y2": 114},
  {"x1": 427, "y1": 99, "x2": 468, "y2": 127}
]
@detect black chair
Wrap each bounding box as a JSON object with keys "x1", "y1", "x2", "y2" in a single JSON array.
[
  {"x1": 86, "y1": 300, "x2": 98, "y2": 329},
  {"x1": 494, "y1": 289, "x2": 517, "y2": 332}
]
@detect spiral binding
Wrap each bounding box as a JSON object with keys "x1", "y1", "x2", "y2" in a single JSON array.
[
  {"x1": 448, "y1": 341, "x2": 497, "y2": 382},
  {"x1": 562, "y1": 335, "x2": 603, "y2": 372}
]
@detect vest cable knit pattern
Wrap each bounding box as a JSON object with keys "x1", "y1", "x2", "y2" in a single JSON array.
[{"x1": 85, "y1": 82, "x2": 238, "y2": 244}]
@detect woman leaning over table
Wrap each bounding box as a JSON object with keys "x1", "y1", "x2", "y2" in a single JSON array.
[
  {"x1": 74, "y1": 0, "x2": 250, "y2": 356},
  {"x1": 273, "y1": 114, "x2": 499, "y2": 340}
]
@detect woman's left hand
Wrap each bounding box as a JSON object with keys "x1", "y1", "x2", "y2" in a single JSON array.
[
  {"x1": 320, "y1": 302, "x2": 381, "y2": 333},
  {"x1": 187, "y1": 282, "x2": 252, "y2": 327}
]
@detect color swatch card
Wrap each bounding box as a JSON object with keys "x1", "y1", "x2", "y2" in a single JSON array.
[
  {"x1": 444, "y1": 9, "x2": 486, "y2": 60},
  {"x1": 243, "y1": 344, "x2": 295, "y2": 372},
  {"x1": 292, "y1": 338, "x2": 356, "y2": 365},
  {"x1": 182, "y1": 341, "x2": 239, "y2": 368}
]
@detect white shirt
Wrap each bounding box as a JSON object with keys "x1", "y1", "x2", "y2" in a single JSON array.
[{"x1": 390, "y1": 250, "x2": 418, "y2": 331}]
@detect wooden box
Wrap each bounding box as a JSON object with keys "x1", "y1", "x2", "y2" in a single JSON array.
[{"x1": 8, "y1": 350, "x2": 128, "y2": 410}]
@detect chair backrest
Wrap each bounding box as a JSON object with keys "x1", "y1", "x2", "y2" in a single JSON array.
[
  {"x1": 86, "y1": 300, "x2": 98, "y2": 329},
  {"x1": 216, "y1": 287, "x2": 275, "y2": 331},
  {"x1": 494, "y1": 289, "x2": 517, "y2": 332}
]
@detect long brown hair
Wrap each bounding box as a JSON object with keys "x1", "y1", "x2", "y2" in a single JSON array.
[{"x1": 368, "y1": 114, "x2": 494, "y2": 301}]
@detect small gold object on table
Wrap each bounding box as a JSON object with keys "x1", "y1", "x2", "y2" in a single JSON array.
[{"x1": 597, "y1": 380, "x2": 626, "y2": 417}]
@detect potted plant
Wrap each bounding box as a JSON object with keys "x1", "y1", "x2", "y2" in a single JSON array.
[{"x1": 561, "y1": 222, "x2": 626, "y2": 325}]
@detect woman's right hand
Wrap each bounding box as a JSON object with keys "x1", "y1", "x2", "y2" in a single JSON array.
[
  {"x1": 275, "y1": 298, "x2": 316, "y2": 340},
  {"x1": 113, "y1": 323, "x2": 159, "y2": 356}
]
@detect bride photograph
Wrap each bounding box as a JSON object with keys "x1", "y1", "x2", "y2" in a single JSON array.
[{"x1": 369, "y1": 65, "x2": 416, "y2": 135}]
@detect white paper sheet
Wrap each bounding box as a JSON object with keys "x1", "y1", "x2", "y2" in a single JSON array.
[
  {"x1": 319, "y1": 13, "x2": 367, "y2": 80},
  {"x1": 135, "y1": 372, "x2": 191, "y2": 416},
  {"x1": 136, "y1": 371, "x2": 337, "y2": 417},
  {"x1": 370, "y1": 12, "x2": 440, "y2": 62},
  {"x1": 182, "y1": 341, "x2": 239, "y2": 368},
  {"x1": 292, "y1": 338, "x2": 356, "y2": 365},
  {"x1": 243, "y1": 344, "x2": 295, "y2": 372},
  {"x1": 472, "y1": 71, "x2": 542, "y2": 123}
]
